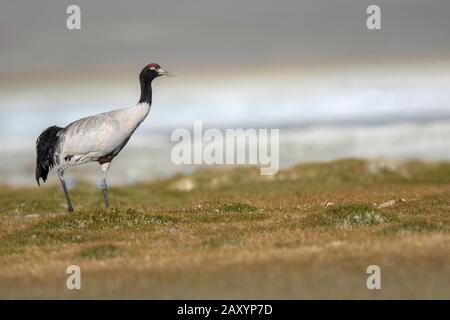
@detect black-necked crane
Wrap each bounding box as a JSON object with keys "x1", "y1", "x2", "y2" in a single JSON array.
[{"x1": 35, "y1": 63, "x2": 170, "y2": 212}]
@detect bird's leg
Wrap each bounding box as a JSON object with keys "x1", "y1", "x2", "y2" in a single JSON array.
[
  {"x1": 100, "y1": 162, "x2": 111, "y2": 208},
  {"x1": 57, "y1": 168, "x2": 74, "y2": 213}
]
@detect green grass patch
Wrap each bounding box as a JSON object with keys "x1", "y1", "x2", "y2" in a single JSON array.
[
  {"x1": 39, "y1": 208, "x2": 178, "y2": 231},
  {"x1": 306, "y1": 203, "x2": 395, "y2": 229},
  {"x1": 0, "y1": 208, "x2": 178, "y2": 255},
  {"x1": 190, "y1": 211, "x2": 266, "y2": 223}
]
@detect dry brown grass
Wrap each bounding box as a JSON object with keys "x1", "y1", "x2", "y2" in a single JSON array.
[{"x1": 0, "y1": 159, "x2": 449, "y2": 299}]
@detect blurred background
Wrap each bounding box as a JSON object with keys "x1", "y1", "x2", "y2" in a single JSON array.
[{"x1": 1, "y1": 0, "x2": 449, "y2": 186}]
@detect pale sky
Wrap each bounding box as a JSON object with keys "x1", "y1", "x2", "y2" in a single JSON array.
[{"x1": 1, "y1": 0, "x2": 450, "y2": 73}]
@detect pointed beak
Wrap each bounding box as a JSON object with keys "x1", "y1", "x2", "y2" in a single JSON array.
[{"x1": 157, "y1": 68, "x2": 172, "y2": 77}]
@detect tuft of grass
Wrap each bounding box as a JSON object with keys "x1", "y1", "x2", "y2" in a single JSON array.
[
  {"x1": 306, "y1": 203, "x2": 395, "y2": 229},
  {"x1": 79, "y1": 244, "x2": 124, "y2": 260}
]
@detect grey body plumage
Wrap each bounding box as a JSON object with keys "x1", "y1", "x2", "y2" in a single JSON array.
[{"x1": 35, "y1": 63, "x2": 170, "y2": 212}]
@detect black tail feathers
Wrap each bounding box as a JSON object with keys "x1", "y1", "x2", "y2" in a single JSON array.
[{"x1": 35, "y1": 126, "x2": 63, "y2": 185}]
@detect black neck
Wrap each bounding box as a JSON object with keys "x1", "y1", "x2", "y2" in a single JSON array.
[{"x1": 138, "y1": 76, "x2": 153, "y2": 104}]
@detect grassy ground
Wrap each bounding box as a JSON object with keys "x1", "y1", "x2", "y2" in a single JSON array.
[{"x1": 0, "y1": 159, "x2": 449, "y2": 299}]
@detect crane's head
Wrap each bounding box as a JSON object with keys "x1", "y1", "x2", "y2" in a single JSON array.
[
  {"x1": 138, "y1": 63, "x2": 171, "y2": 104},
  {"x1": 140, "y1": 63, "x2": 171, "y2": 82}
]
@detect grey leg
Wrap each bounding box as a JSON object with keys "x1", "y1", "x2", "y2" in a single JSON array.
[
  {"x1": 57, "y1": 168, "x2": 74, "y2": 213},
  {"x1": 100, "y1": 162, "x2": 111, "y2": 208}
]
